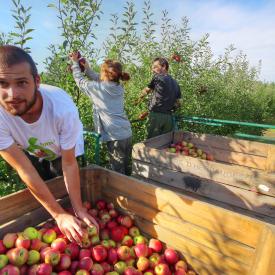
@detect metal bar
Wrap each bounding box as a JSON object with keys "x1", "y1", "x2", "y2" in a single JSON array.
[
  {"x1": 179, "y1": 116, "x2": 275, "y2": 129},
  {"x1": 233, "y1": 132, "x2": 275, "y2": 144}
]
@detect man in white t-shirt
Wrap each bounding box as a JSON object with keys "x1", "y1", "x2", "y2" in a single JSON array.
[{"x1": 0, "y1": 45, "x2": 98, "y2": 244}]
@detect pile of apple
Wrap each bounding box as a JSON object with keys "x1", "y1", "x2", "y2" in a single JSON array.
[
  {"x1": 0, "y1": 199, "x2": 196, "y2": 275},
  {"x1": 167, "y1": 141, "x2": 214, "y2": 161}
]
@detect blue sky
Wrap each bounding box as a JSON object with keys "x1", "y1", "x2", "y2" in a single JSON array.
[{"x1": 0, "y1": 0, "x2": 274, "y2": 82}]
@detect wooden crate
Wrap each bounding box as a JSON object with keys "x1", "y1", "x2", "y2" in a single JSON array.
[
  {"x1": 1, "y1": 166, "x2": 275, "y2": 275},
  {"x1": 132, "y1": 131, "x2": 275, "y2": 222}
]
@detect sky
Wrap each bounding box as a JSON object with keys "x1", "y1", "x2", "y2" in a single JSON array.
[{"x1": 0, "y1": 0, "x2": 274, "y2": 82}]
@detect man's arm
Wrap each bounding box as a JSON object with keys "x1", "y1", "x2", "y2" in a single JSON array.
[
  {"x1": 61, "y1": 147, "x2": 99, "y2": 232},
  {"x1": 0, "y1": 144, "x2": 84, "y2": 244}
]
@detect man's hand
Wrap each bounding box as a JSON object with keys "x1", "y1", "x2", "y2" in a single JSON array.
[
  {"x1": 54, "y1": 213, "x2": 84, "y2": 245},
  {"x1": 76, "y1": 207, "x2": 99, "y2": 233}
]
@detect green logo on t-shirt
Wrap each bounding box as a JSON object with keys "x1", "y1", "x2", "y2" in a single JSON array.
[{"x1": 26, "y1": 137, "x2": 57, "y2": 161}]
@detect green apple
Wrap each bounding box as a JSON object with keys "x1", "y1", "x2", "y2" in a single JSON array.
[
  {"x1": 27, "y1": 250, "x2": 40, "y2": 265},
  {"x1": 0, "y1": 254, "x2": 8, "y2": 269},
  {"x1": 23, "y1": 227, "x2": 38, "y2": 240}
]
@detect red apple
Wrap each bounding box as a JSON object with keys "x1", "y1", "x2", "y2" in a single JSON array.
[
  {"x1": 144, "y1": 269, "x2": 154, "y2": 275},
  {"x1": 76, "y1": 270, "x2": 90, "y2": 275},
  {"x1": 0, "y1": 240, "x2": 7, "y2": 254},
  {"x1": 65, "y1": 242, "x2": 80, "y2": 260},
  {"x1": 148, "y1": 239, "x2": 162, "y2": 253},
  {"x1": 133, "y1": 235, "x2": 147, "y2": 245},
  {"x1": 44, "y1": 249, "x2": 61, "y2": 266},
  {"x1": 40, "y1": 246, "x2": 51, "y2": 261},
  {"x1": 117, "y1": 245, "x2": 131, "y2": 261},
  {"x1": 27, "y1": 249, "x2": 40, "y2": 265},
  {"x1": 87, "y1": 225, "x2": 98, "y2": 237},
  {"x1": 120, "y1": 216, "x2": 133, "y2": 228},
  {"x1": 0, "y1": 254, "x2": 8, "y2": 269},
  {"x1": 100, "y1": 261, "x2": 112, "y2": 273},
  {"x1": 30, "y1": 238, "x2": 43, "y2": 251},
  {"x1": 107, "y1": 220, "x2": 118, "y2": 229},
  {"x1": 56, "y1": 253, "x2": 71, "y2": 271},
  {"x1": 37, "y1": 263, "x2": 53, "y2": 275},
  {"x1": 51, "y1": 238, "x2": 67, "y2": 253},
  {"x1": 79, "y1": 256, "x2": 93, "y2": 271},
  {"x1": 109, "y1": 209, "x2": 118, "y2": 218},
  {"x1": 58, "y1": 271, "x2": 72, "y2": 275},
  {"x1": 96, "y1": 199, "x2": 107, "y2": 210},
  {"x1": 7, "y1": 247, "x2": 28, "y2": 267},
  {"x1": 121, "y1": 235, "x2": 133, "y2": 247},
  {"x1": 155, "y1": 263, "x2": 171, "y2": 275},
  {"x1": 124, "y1": 266, "x2": 142, "y2": 275},
  {"x1": 3, "y1": 233, "x2": 17, "y2": 249},
  {"x1": 70, "y1": 260, "x2": 79, "y2": 274},
  {"x1": 107, "y1": 247, "x2": 118, "y2": 265},
  {"x1": 149, "y1": 253, "x2": 161, "y2": 269},
  {"x1": 42, "y1": 229, "x2": 57, "y2": 244},
  {"x1": 137, "y1": 256, "x2": 150, "y2": 271},
  {"x1": 0, "y1": 264, "x2": 20, "y2": 275},
  {"x1": 164, "y1": 248, "x2": 179, "y2": 265},
  {"x1": 111, "y1": 226, "x2": 126, "y2": 242},
  {"x1": 91, "y1": 263, "x2": 104, "y2": 275},
  {"x1": 15, "y1": 234, "x2": 31, "y2": 250},
  {"x1": 92, "y1": 245, "x2": 107, "y2": 262},
  {"x1": 79, "y1": 248, "x2": 91, "y2": 259},
  {"x1": 100, "y1": 228, "x2": 109, "y2": 240},
  {"x1": 114, "y1": 261, "x2": 127, "y2": 274},
  {"x1": 134, "y1": 243, "x2": 149, "y2": 258},
  {"x1": 19, "y1": 264, "x2": 28, "y2": 275},
  {"x1": 23, "y1": 227, "x2": 38, "y2": 240}
]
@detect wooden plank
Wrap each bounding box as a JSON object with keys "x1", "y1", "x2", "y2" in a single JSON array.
[
  {"x1": 143, "y1": 132, "x2": 173, "y2": 148},
  {"x1": 0, "y1": 177, "x2": 68, "y2": 224},
  {"x1": 0, "y1": 197, "x2": 70, "y2": 238},
  {"x1": 132, "y1": 145, "x2": 275, "y2": 196},
  {"x1": 97, "y1": 171, "x2": 262, "y2": 248},
  {"x1": 192, "y1": 144, "x2": 267, "y2": 170},
  {"x1": 132, "y1": 161, "x2": 275, "y2": 218},
  {"x1": 102, "y1": 189, "x2": 255, "y2": 265},
  {"x1": 249, "y1": 226, "x2": 275, "y2": 274},
  {"x1": 266, "y1": 145, "x2": 275, "y2": 172},
  {"x1": 179, "y1": 131, "x2": 269, "y2": 157}
]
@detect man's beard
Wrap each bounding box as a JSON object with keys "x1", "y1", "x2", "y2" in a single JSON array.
[
  {"x1": 4, "y1": 86, "x2": 39, "y2": 116},
  {"x1": 17, "y1": 88, "x2": 38, "y2": 116}
]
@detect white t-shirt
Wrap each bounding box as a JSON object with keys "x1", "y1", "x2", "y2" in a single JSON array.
[{"x1": 0, "y1": 84, "x2": 84, "y2": 161}]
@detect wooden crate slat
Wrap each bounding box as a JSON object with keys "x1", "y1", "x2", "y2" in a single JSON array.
[
  {"x1": 98, "y1": 171, "x2": 262, "y2": 248},
  {"x1": 132, "y1": 145, "x2": 275, "y2": 195},
  {"x1": 132, "y1": 161, "x2": 275, "y2": 217},
  {"x1": 0, "y1": 197, "x2": 70, "y2": 238},
  {"x1": 102, "y1": 189, "x2": 255, "y2": 266},
  {"x1": 0, "y1": 177, "x2": 68, "y2": 224},
  {"x1": 191, "y1": 144, "x2": 267, "y2": 170},
  {"x1": 249, "y1": 226, "x2": 275, "y2": 274},
  {"x1": 266, "y1": 145, "x2": 275, "y2": 172},
  {"x1": 179, "y1": 132, "x2": 269, "y2": 157}
]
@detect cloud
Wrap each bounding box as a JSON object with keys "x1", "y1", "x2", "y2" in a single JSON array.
[{"x1": 173, "y1": 0, "x2": 275, "y2": 82}]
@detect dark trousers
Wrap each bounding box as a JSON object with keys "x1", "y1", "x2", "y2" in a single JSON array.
[
  {"x1": 25, "y1": 153, "x2": 63, "y2": 181},
  {"x1": 106, "y1": 136, "x2": 132, "y2": 175},
  {"x1": 147, "y1": 111, "x2": 174, "y2": 139}
]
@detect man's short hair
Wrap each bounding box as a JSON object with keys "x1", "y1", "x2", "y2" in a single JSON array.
[
  {"x1": 0, "y1": 45, "x2": 38, "y2": 76},
  {"x1": 153, "y1": 57, "x2": 169, "y2": 70}
]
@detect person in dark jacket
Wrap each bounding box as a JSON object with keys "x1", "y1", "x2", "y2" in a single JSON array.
[{"x1": 139, "y1": 57, "x2": 181, "y2": 138}]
